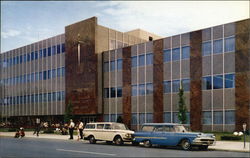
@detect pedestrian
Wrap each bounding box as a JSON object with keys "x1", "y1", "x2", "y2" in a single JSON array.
[
  {"x1": 20, "y1": 127, "x2": 25, "y2": 138},
  {"x1": 68, "y1": 119, "x2": 75, "y2": 140},
  {"x1": 78, "y1": 120, "x2": 84, "y2": 140},
  {"x1": 33, "y1": 118, "x2": 41, "y2": 137}
]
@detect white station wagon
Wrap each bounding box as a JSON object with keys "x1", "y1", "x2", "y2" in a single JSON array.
[{"x1": 83, "y1": 122, "x2": 134, "y2": 145}]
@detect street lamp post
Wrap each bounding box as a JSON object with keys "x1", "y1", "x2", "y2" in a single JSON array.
[{"x1": 243, "y1": 123, "x2": 247, "y2": 149}]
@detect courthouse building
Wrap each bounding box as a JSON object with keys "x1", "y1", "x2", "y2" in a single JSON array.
[{"x1": 0, "y1": 17, "x2": 249, "y2": 132}]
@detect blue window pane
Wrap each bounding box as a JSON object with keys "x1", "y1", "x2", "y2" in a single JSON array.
[
  {"x1": 203, "y1": 111, "x2": 212, "y2": 124},
  {"x1": 146, "y1": 53, "x2": 153, "y2": 65},
  {"x1": 172, "y1": 80, "x2": 180, "y2": 92},
  {"x1": 213, "y1": 111, "x2": 223, "y2": 124},
  {"x1": 202, "y1": 41, "x2": 211, "y2": 56},
  {"x1": 39, "y1": 72, "x2": 43, "y2": 80},
  {"x1": 139, "y1": 55, "x2": 145, "y2": 66},
  {"x1": 39, "y1": 94, "x2": 42, "y2": 102},
  {"x1": 164, "y1": 81, "x2": 171, "y2": 93},
  {"x1": 132, "y1": 85, "x2": 137, "y2": 96},
  {"x1": 43, "y1": 48, "x2": 47, "y2": 57},
  {"x1": 172, "y1": 48, "x2": 180, "y2": 61},
  {"x1": 16, "y1": 56, "x2": 19, "y2": 64},
  {"x1": 62, "y1": 43, "x2": 65, "y2": 53},
  {"x1": 225, "y1": 37, "x2": 235, "y2": 53},
  {"x1": 52, "y1": 46, "x2": 56, "y2": 55},
  {"x1": 163, "y1": 49, "x2": 171, "y2": 62},
  {"x1": 39, "y1": 50, "x2": 43, "y2": 58},
  {"x1": 182, "y1": 79, "x2": 190, "y2": 91},
  {"x1": 111, "y1": 88, "x2": 116, "y2": 98},
  {"x1": 27, "y1": 53, "x2": 30, "y2": 62},
  {"x1": 117, "y1": 87, "x2": 122, "y2": 97},
  {"x1": 57, "y1": 68, "x2": 60, "y2": 77},
  {"x1": 43, "y1": 93, "x2": 47, "y2": 102},
  {"x1": 202, "y1": 76, "x2": 212, "y2": 90},
  {"x1": 225, "y1": 110, "x2": 235, "y2": 124},
  {"x1": 35, "y1": 94, "x2": 38, "y2": 103},
  {"x1": 146, "y1": 113, "x2": 153, "y2": 123},
  {"x1": 31, "y1": 52, "x2": 34, "y2": 60},
  {"x1": 213, "y1": 39, "x2": 223, "y2": 54},
  {"x1": 48, "y1": 47, "x2": 51, "y2": 56},
  {"x1": 57, "y1": 44, "x2": 61, "y2": 54},
  {"x1": 43, "y1": 71, "x2": 47, "y2": 80},
  {"x1": 23, "y1": 74, "x2": 26, "y2": 83},
  {"x1": 139, "y1": 113, "x2": 145, "y2": 124},
  {"x1": 225, "y1": 74, "x2": 235, "y2": 88},
  {"x1": 146, "y1": 83, "x2": 153, "y2": 94},
  {"x1": 111, "y1": 61, "x2": 115, "y2": 71},
  {"x1": 61, "y1": 91, "x2": 65, "y2": 100},
  {"x1": 53, "y1": 92, "x2": 56, "y2": 101},
  {"x1": 117, "y1": 59, "x2": 122, "y2": 70},
  {"x1": 52, "y1": 69, "x2": 56, "y2": 78},
  {"x1": 131, "y1": 113, "x2": 137, "y2": 125},
  {"x1": 131, "y1": 56, "x2": 137, "y2": 67},
  {"x1": 27, "y1": 74, "x2": 31, "y2": 83},
  {"x1": 213, "y1": 75, "x2": 223, "y2": 89},
  {"x1": 139, "y1": 84, "x2": 145, "y2": 95},
  {"x1": 181, "y1": 46, "x2": 190, "y2": 59},
  {"x1": 35, "y1": 51, "x2": 38, "y2": 60},
  {"x1": 61, "y1": 67, "x2": 65, "y2": 76},
  {"x1": 20, "y1": 55, "x2": 22, "y2": 64},
  {"x1": 47, "y1": 70, "x2": 51, "y2": 79},
  {"x1": 104, "y1": 88, "x2": 109, "y2": 98},
  {"x1": 173, "y1": 112, "x2": 179, "y2": 123},
  {"x1": 57, "y1": 92, "x2": 61, "y2": 101},
  {"x1": 31, "y1": 73, "x2": 34, "y2": 82},
  {"x1": 35, "y1": 72, "x2": 39, "y2": 81}
]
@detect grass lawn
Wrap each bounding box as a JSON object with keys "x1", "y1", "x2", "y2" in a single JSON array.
[{"x1": 204, "y1": 132, "x2": 250, "y2": 142}]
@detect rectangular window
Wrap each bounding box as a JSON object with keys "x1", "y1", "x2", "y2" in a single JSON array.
[
  {"x1": 31, "y1": 73, "x2": 34, "y2": 82},
  {"x1": 52, "y1": 92, "x2": 56, "y2": 101},
  {"x1": 224, "y1": 37, "x2": 235, "y2": 53},
  {"x1": 202, "y1": 76, "x2": 212, "y2": 90},
  {"x1": 43, "y1": 48, "x2": 47, "y2": 57},
  {"x1": 61, "y1": 91, "x2": 65, "y2": 100},
  {"x1": 61, "y1": 67, "x2": 65, "y2": 76},
  {"x1": 31, "y1": 94, "x2": 34, "y2": 103},
  {"x1": 52, "y1": 46, "x2": 56, "y2": 55},
  {"x1": 39, "y1": 94, "x2": 42, "y2": 102},
  {"x1": 172, "y1": 48, "x2": 180, "y2": 61},
  {"x1": 132, "y1": 56, "x2": 137, "y2": 67},
  {"x1": 35, "y1": 72, "x2": 39, "y2": 81},
  {"x1": 57, "y1": 92, "x2": 61, "y2": 101},
  {"x1": 103, "y1": 62, "x2": 109, "y2": 72},
  {"x1": 52, "y1": 69, "x2": 56, "y2": 78},
  {"x1": 48, "y1": 47, "x2": 51, "y2": 56},
  {"x1": 225, "y1": 74, "x2": 235, "y2": 88},
  {"x1": 172, "y1": 80, "x2": 180, "y2": 92},
  {"x1": 39, "y1": 72, "x2": 43, "y2": 80},
  {"x1": 111, "y1": 87, "x2": 116, "y2": 98},
  {"x1": 47, "y1": 70, "x2": 51, "y2": 79},
  {"x1": 203, "y1": 111, "x2": 212, "y2": 124},
  {"x1": 213, "y1": 111, "x2": 223, "y2": 124},
  {"x1": 110, "y1": 61, "x2": 115, "y2": 71},
  {"x1": 213, "y1": 39, "x2": 223, "y2": 54},
  {"x1": 163, "y1": 81, "x2": 171, "y2": 93},
  {"x1": 24, "y1": 54, "x2": 27, "y2": 63},
  {"x1": 146, "y1": 53, "x2": 153, "y2": 65},
  {"x1": 62, "y1": 43, "x2": 65, "y2": 53},
  {"x1": 146, "y1": 83, "x2": 153, "y2": 94},
  {"x1": 23, "y1": 74, "x2": 26, "y2": 83},
  {"x1": 57, "y1": 44, "x2": 61, "y2": 54},
  {"x1": 31, "y1": 52, "x2": 34, "y2": 60},
  {"x1": 181, "y1": 46, "x2": 190, "y2": 59},
  {"x1": 117, "y1": 87, "x2": 122, "y2": 97},
  {"x1": 117, "y1": 59, "x2": 122, "y2": 70},
  {"x1": 164, "y1": 112, "x2": 171, "y2": 123},
  {"x1": 202, "y1": 41, "x2": 212, "y2": 56},
  {"x1": 225, "y1": 110, "x2": 235, "y2": 124},
  {"x1": 43, "y1": 93, "x2": 47, "y2": 102},
  {"x1": 104, "y1": 88, "x2": 109, "y2": 98},
  {"x1": 132, "y1": 85, "x2": 137, "y2": 96},
  {"x1": 20, "y1": 55, "x2": 23, "y2": 64},
  {"x1": 35, "y1": 94, "x2": 38, "y2": 103},
  {"x1": 43, "y1": 71, "x2": 47, "y2": 80},
  {"x1": 27, "y1": 74, "x2": 31, "y2": 83},
  {"x1": 182, "y1": 79, "x2": 190, "y2": 91},
  {"x1": 139, "y1": 55, "x2": 145, "y2": 66},
  {"x1": 57, "y1": 68, "x2": 61, "y2": 77},
  {"x1": 139, "y1": 84, "x2": 145, "y2": 95},
  {"x1": 213, "y1": 75, "x2": 223, "y2": 89},
  {"x1": 131, "y1": 113, "x2": 137, "y2": 125},
  {"x1": 163, "y1": 49, "x2": 171, "y2": 62},
  {"x1": 35, "y1": 51, "x2": 38, "y2": 60},
  {"x1": 39, "y1": 50, "x2": 43, "y2": 58},
  {"x1": 27, "y1": 53, "x2": 30, "y2": 62},
  {"x1": 16, "y1": 56, "x2": 19, "y2": 64}
]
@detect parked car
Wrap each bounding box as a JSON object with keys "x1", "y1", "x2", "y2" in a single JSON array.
[
  {"x1": 132, "y1": 123, "x2": 215, "y2": 150},
  {"x1": 83, "y1": 122, "x2": 134, "y2": 145}
]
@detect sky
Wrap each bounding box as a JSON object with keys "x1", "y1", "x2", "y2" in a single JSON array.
[{"x1": 1, "y1": 1, "x2": 249, "y2": 52}]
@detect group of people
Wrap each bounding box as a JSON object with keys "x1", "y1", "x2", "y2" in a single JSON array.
[{"x1": 68, "y1": 119, "x2": 84, "y2": 140}]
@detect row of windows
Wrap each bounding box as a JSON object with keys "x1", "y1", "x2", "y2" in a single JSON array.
[
  {"x1": 132, "y1": 83, "x2": 153, "y2": 96},
  {"x1": 103, "y1": 59, "x2": 122, "y2": 72},
  {"x1": 164, "y1": 46, "x2": 190, "y2": 63},
  {"x1": 202, "y1": 36, "x2": 235, "y2": 56},
  {"x1": 132, "y1": 53, "x2": 153, "y2": 67},
  {"x1": 131, "y1": 113, "x2": 153, "y2": 125},
  {"x1": 202, "y1": 73, "x2": 235, "y2": 90},
  {"x1": 163, "y1": 79, "x2": 190, "y2": 93},
  {"x1": 164, "y1": 112, "x2": 190, "y2": 124},
  {"x1": 0, "y1": 91, "x2": 65, "y2": 106},
  {"x1": 103, "y1": 87, "x2": 122, "y2": 98},
  {"x1": 203, "y1": 110, "x2": 235, "y2": 124},
  {"x1": 103, "y1": 114, "x2": 123, "y2": 122},
  {"x1": 1, "y1": 43, "x2": 65, "y2": 68},
  {"x1": 1, "y1": 67, "x2": 65, "y2": 86}
]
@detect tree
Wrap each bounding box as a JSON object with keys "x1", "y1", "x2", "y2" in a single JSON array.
[
  {"x1": 64, "y1": 100, "x2": 74, "y2": 123},
  {"x1": 178, "y1": 82, "x2": 187, "y2": 124}
]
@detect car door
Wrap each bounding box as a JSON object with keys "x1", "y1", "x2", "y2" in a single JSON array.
[
  {"x1": 152, "y1": 126, "x2": 168, "y2": 146},
  {"x1": 95, "y1": 124, "x2": 105, "y2": 140},
  {"x1": 161, "y1": 125, "x2": 176, "y2": 146}
]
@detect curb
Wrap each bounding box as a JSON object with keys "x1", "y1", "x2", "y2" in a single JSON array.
[{"x1": 209, "y1": 148, "x2": 250, "y2": 153}]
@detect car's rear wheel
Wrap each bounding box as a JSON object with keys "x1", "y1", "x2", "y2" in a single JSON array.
[
  {"x1": 89, "y1": 136, "x2": 96, "y2": 144},
  {"x1": 181, "y1": 139, "x2": 191, "y2": 150},
  {"x1": 199, "y1": 145, "x2": 208, "y2": 150},
  {"x1": 143, "y1": 140, "x2": 152, "y2": 148},
  {"x1": 114, "y1": 136, "x2": 124, "y2": 145}
]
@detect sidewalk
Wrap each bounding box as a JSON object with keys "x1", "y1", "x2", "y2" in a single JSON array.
[{"x1": 0, "y1": 131, "x2": 249, "y2": 153}]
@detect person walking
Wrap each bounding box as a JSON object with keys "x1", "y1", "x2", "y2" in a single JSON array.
[
  {"x1": 78, "y1": 120, "x2": 84, "y2": 140},
  {"x1": 33, "y1": 118, "x2": 41, "y2": 137},
  {"x1": 68, "y1": 119, "x2": 75, "y2": 140}
]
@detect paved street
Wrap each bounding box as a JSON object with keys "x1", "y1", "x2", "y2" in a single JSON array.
[{"x1": 0, "y1": 137, "x2": 249, "y2": 157}]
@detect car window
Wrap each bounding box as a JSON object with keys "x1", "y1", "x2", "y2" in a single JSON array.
[
  {"x1": 164, "y1": 126, "x2": 174, "y2": 132},
  {"x1": 154, "y1": 126, "x2": 164, "y2": 132},
  {"x1": 112, "y1": 124, "x2": 128, "y2": 130},
  {"x1": 85, "y1": 124, "x2": 95, "y2": 129},
  {"x1": 97, "y1": 124, "x2": 104, "y2": 129},
  {"x1": 174, "y1": 125, "x2": 187, "y2": 132},
  {"x1": 141, "y1": 125, "x2": 154, "y2": 132},
  {"x1": 104, "y1": 124, "x2": 112, "y2": 130}
]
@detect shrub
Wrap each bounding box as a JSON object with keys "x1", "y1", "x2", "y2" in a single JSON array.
[
  {"x1": 221, "y1": 135, "x2": 241, "y2": 140},
  {"x1": 43, "y1": 128, "x2": 54, "y2": 134}
]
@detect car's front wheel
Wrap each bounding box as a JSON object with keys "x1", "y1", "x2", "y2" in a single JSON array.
[
  {"x1": 143, "y1": 140, "x2": 152, "y2": 148},
  {"x1": 114, "y1": 136, "x2": 124, "y2": 145},
  {"x1": 89, "y1": 136, "x2": 96, "y2": 144},
  {"x1": 181, "y1": 139, "x2": 191, "y2": 150}
]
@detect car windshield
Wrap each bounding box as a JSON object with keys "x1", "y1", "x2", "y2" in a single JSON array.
[
  {"x1": 113, "y1": 123, "x2": 128, "y2": 130},
  {"x1": 174, "y1": 125, "x2": 187, "y2": 132}
]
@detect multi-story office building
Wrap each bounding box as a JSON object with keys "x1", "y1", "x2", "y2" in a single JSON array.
[{"x1": 0, "y1": 17, "x2": 249, "y2": 132}]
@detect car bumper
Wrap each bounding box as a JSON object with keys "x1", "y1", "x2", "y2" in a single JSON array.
[{"x1": 192, "y1": 138, "x2": 216, "y2": 146}]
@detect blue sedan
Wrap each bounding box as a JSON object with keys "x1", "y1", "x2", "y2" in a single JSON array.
[{"x1": 132, "y1": 123, "x2": 215, "y2": 150}]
